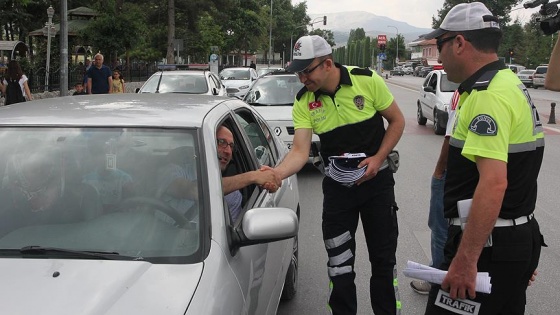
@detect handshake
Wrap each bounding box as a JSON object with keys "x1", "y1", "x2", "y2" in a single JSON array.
[{"x1": 256, "y1": 166, "x2": 283, "y2": 193}]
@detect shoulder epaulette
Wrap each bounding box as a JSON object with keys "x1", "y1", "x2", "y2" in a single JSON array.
[
  {"x1": 350, "y1": 67, "x2": 373, "y2": 76},
  {"x1": 471, "y1": 70, "x2": 499, "y2": 91},
  {"x1": 296, "y1": 86, "x2": 309, "y2": 101}
]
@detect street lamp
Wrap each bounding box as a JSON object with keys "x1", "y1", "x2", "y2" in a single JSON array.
[
  {"x1": 42, "y1": 6, "x2": 55, "y2": 92},
  {"x1": 387, "y1": 25, "x2": 399, "y2": 67}
]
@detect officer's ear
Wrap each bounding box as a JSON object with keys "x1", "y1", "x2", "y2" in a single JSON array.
[{"x1": 324, "y1": 58, "x2": 334, "y2": 70}]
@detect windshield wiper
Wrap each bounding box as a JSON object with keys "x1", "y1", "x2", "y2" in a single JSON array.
[{"x1": 19, "y1": 246, "x2": 142, "y2": 261}]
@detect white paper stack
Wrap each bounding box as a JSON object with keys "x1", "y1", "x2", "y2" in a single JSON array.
[{"x1": 403, "y1": 261, "x2": 492, "y2": 294}]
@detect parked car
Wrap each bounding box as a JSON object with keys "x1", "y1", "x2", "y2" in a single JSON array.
[
  {"x1": 418, "y1": 66, "x2": 433, "y2": 77},
  {"x1": 390, "y1": 67, "x2": 405, "y2": 76},
  {"x1": 403, "y1": 66, "x2": 414, "y2": 75},
  {"x1": 532, "y1": 65, "x2": 548, "y2": 89},
  {"x1": 243, "y1": 72, "x2": 321, "y2": 163},
  {"x1": 0, "y1": 94, "x2": 299, "y2": 314},
  {"x1": 517, "y1": 69, "x2": 536, "y2": 88},
  {"x1": 417, "y1": 70, "x2": 460, "y2": 135},
  {"x1": 219, "y1": 67, "x2": 259, "y2": 98},
  {"x1": 507, "y1": 64, "x2": 526, "y2": 74},
  {"x1": 136, "y1": 70, "x2": 226, "y2": 96}
]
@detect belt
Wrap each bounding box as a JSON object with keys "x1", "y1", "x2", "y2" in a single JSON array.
[{"x1": 448, "y1": 213, "x2": 534, "y2": 227}]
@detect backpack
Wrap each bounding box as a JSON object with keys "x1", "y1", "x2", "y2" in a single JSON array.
[{"x1": 5, "y1": 79, "x2": 26, "y2": 105}]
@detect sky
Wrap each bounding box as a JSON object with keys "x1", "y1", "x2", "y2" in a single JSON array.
[{"x1": 291, "y1": 0, "x2": 542, "y2": 29}]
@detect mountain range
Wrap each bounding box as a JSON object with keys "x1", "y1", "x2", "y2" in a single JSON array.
[{"x1": 309, "y1": 11, "x2": 433, "y2": 47}]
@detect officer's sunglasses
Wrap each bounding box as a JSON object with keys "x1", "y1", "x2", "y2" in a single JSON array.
[{"x1": 296, "y1": 59, "x2": 326, "y2": 77}]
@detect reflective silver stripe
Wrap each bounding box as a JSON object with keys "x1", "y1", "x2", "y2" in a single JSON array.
[
  {"x1": 449, "y1": 137, "x2": 465, "y2": 148},
  {"x1": 450, "y1": 137, "x2": 545, "y2": 153},
  {"x1": 508, "y1": 138, "x2": 545, "y2": 153},
  {"x1": 329, "y1": 249, "x2": 353, "y2": 266},
  {"x1": 328, "y1": 265, "x2": 353, "y2": 277},
  {"x1": 324, "y1": 231, "x2": 351, "y2": 249}
]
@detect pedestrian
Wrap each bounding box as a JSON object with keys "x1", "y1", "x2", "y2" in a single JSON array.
[
  {"x1": 422, "y1": 2, "x2": 546, "y2": 314},
  {"x1": 410, "y1": 90, "x2": 459, "y2": 295},
  {"x1": 250, "y1": 60, "x2": 256, "y2": 70},
  {"x1": 545, "y1": 36, "x2": 560, "y2": 91},
  {"x1": 111, "y1": 69, "x2": 125, "y2": 93},
  {"x1": 268, "y1": 35, "x2": 405, "y2": 315},
  {"x1": 0, "y1": 60, "x2": 33, "y2": 105},
  {"x1": 87, "y1": 53, "x2": 113, "y2": 94},
  {"x1": 83, "y1": 58, "x2": 91, "y2": 93},
  {"x1": 72, "y1": 82, "x2": 87, "y2": 96}
]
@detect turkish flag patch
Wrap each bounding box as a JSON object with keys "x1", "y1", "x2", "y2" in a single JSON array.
[{"x1": 308, "y1": 101, "x2": 322, "y2": 110}]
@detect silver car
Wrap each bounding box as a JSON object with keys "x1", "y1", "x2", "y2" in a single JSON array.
[
  {"x1": 220, "y1": 67, "x2": 258, "y2": 98},
  {"x1": 517, "y1": 69, "x2": 536, "y2": 88},
  {"x1": 136, "y1": 70, "x2": 227, "y2": 96},
  {"x1": 0, "y1": 94, "x2": 299, "y2": 314}
]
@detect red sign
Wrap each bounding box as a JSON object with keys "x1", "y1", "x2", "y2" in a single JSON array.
[{"x1": 377, "y1": 35, "x2": 387, "y2": 47}]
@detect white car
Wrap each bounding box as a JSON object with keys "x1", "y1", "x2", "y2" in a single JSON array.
[
  {"x1": 532, "y1": 65, "x2": 548, "y2": 89},
  {"x1": 243, "y1": 72, "x2": 321, "y2": 163},
  {"x1": 0, "y1": 94, "x2": 299, "y2": 315},
  {"x1": 136, "y1": 70, "x2": 226, "y2": 96},
  {"x1": 219, "y1": 67, "x2": 258, "y2": 98},
  {"x1": 517, "y1": 69, "x2": 536, "y2": 88},
  {"x1": 417, "y1": 70, "x2": 460, "y2": 135}
]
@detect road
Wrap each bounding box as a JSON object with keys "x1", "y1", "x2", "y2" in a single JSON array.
[{"x1": 277, "y1": 74, "x2": 560, "y2": 314}]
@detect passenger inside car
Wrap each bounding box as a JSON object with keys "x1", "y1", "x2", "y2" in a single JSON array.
[{"x1": 0, "y1": 141, "x2": 102, "y2": 235}]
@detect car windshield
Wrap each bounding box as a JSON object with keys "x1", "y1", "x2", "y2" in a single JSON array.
[
  {"x1": 141, "y1": 73, "x2": 208, "y2": 94},
  {"x1": 535, "y1": 67, "x2": 548, "y2": 74},
  {"x1": 220, "y1": 69, "x2": 250, "y2": 80},
  {"x1": 440, "y1": 74, "x2": 460, "y2": 92},
  {"x1": 244, "y1": 75, "x2": 303, "y2": 105},
  {"x1": 0, "y1": 127, "x2": 203, "y2": 263}
]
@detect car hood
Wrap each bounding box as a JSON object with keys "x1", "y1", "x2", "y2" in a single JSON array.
[
  {"x1": 0, "y1": 258, "x2": 203, "y2": 315},
  {"x1": 222, "y1": 80, "x2": 252, "y2": 88},
  {"x1": 251, "y1": 106, "x2": 293, "y2": 121}
]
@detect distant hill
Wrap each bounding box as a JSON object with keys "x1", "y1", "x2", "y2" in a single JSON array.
[{"x1": 309, "y1": 11, "x2": 433, "y2": 47}]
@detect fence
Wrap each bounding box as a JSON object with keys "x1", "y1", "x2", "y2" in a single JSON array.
[{"x1": 27, "y1": 63, "x2": 160, "y2": 93}]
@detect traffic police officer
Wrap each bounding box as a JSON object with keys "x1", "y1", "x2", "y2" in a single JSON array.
[
  {"x1": 270, "y1": 35, "x2": 405, "y2": 315},
  {"x1": 423, "y1": 3, "x2": 545, "y2": 314}
]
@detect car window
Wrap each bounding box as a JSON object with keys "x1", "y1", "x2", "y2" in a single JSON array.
[
  {"x1": 428, "y1": 74, "x2": 438, "y2": 90},
  {"x1": 234, "y1": 110, "x2": 275, "y2": 168},
  {"x1": 220, "y1": 69, "x2": 250, "y2": 80},
  {"x1": 142, "y1": 73, "x2": 208, "y2": 93},
  {"x1": 535, "y1": 66, "x2": 548, "y2": 74},
  {"x1": 244, "y1": 76, "x2": 303, "y2": 105},
  {"x1": 0, "y1": 127, "x2": 203, "y2": 264},
  {"x1": 422, "y1": 74, "x2": 431, "y2": 87},
  {"x1": 440, "y1": 74, "x2": 460, "y2": 92}
]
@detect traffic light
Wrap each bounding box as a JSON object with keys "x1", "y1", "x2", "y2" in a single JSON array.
[
  {"x1": 323, "y1": 16, "x2": 327, "y2": 25},
  {"x1": 509, "y1": 48, "x2": 514, "y2": 57}
]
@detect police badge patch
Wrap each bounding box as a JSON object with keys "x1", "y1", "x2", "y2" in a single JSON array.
[
  {"x1": 469, "y1": 114, "x2": 498, "y2": 136},
  {"x1": 353, "y1": 95, "x2": 365, "y2": 110}
]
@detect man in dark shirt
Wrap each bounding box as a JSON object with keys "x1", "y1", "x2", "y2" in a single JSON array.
[{"x1": 87, "y1": 53, "x2": 113, "y2": 94}]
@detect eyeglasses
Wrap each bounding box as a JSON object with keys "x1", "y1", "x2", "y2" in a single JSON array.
[
  {"x1": 296, "y1": 59, "x2": 326, "y2": 77},
  {"x1": 217, "y1": 138, "x2": 235, "y2": 150},
  {"x1": 436, "y1": 35, "x2": 458, "y2": 52}
]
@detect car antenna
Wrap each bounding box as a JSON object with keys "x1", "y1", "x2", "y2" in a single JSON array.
[{"x1": 155, "y1": 71, "x2": 164, "y2": 93}]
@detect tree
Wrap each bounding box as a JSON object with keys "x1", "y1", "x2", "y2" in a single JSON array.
[
  {"x1": 347, "y1": 28, "x2": 366, "y2": 44},
  {"x1": 309, "y1": 29, "x2": 335, "y2": 47}
]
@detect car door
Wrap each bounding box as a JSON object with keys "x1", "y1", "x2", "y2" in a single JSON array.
[
  {"x1": 423, "y1": 73, "x2": 438, "y2": 121},
  {"x1": 221, "y1": 108, "x2": 293, "y2": 315},
  {"x1": 420, "y1": 72, "x2": 433, "y2": 119}
]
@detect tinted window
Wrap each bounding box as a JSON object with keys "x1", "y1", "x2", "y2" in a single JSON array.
[{"x1": 535, "y1": 66, "x2": 548, "y2": 74}]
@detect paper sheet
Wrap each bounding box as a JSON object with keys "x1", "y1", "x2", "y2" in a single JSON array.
[{"x1": 403, "y1": 261, "x2": 492, "y2": 294}]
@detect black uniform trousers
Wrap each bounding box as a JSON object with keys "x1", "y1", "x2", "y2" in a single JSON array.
[
  {"x1": 322, "y1": 168, "x2": 398, "y2": 315},
  {"x1": 425, "y1": 217, "x2": 543, "y2": 315}
]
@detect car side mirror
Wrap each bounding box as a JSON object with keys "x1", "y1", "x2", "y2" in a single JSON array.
[
  {"x1": 212, "y1": 88, "x2": 218, "y2": 95},
  {"x1": 135, "y1": 88, "x2": 140, "y2": 93},
  {"x1": 423, "y1": 86, "x2": 435, "y2": 93}
]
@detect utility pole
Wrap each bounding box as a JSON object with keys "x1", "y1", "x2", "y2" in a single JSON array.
[
  {"x1": 268, "y1": 0, "x2": 273, "y2": 68},
  {"x1": 59, "y1": 0, "x2": 68, "y2": 96}
]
